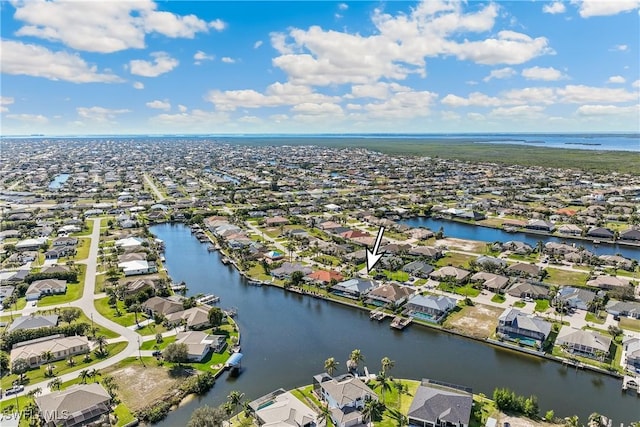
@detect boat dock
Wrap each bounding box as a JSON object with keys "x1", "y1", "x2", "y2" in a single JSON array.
[
  {"x1": 370, "y1": 308, "x2": 391, "y2": 321},
  {"x1": 390, "y1": 316, "x2": 412, "y2": 330},
  {"x1": 170, "y1": 283, "x2": 186, "y2": 291},
  {"x1": 197, "y1": 294, "x2": 220, "y2": 304},
  {"x1": 622, "y1": 376, "x2": 639, "y2": 395}
]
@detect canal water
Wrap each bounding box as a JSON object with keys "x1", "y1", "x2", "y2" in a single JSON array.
[
  {"x1": 150, "y1": 223, "x2": 639, "y2": 425},
  {"x1": 402, "y1": 217, "x2": 640, "y2": 260},
  {"x1": 48, "y1": 173, "x2": 70, "y2": 189}
]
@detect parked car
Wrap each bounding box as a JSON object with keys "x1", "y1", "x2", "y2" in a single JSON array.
[
  {"x1": 5, "y1": 385, "x2": 24, "y2": 395},
  {"x1": 152, "y1": 350, "x2": 162, "y2": 357}
]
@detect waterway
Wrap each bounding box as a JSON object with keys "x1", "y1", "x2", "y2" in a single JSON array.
[
  {"x1": 150, "y1": 223, "x2": 640, "y2": 426},
  {"x1": 402, "y1": 217, "x2": 640, "y2": 260},
  {"x1": 47, "y1": 173, "x2": 70, "y2": 189}
]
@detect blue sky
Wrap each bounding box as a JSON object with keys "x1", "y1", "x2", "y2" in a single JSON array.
[{"x1": 1, "y1": 0, "x2": 639, "y2": 135}]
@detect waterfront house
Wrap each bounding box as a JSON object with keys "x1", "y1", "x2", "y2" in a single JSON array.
[
  {"x1": 407, "y1": 379, "x2": 473, "y2": 427},
  {"x1": 623, "y1": 337, "x2": 640, "y2": 372},
  {"x1": 555, "y1": 287, "x2": 596, "y2": 311},
  {"x1": 500, "y1": 241, "x2": 533, "y2": 254},
  {"x1": 506, "y1": 282, "x2": 549, "y2": 300},
  {"x1": 173, "y1": 331, "x2": 226, "y2": 361},
  {"x1": 117, "y1": 252, "x2": 147, "y2": 263},
  {"x1": 122, "y1": 278, "x2": 156, "y2": 296},
  {"x1": 429, "y1": 266, "x2": 470, "y2": 283},
  {"x1": 556, "y1": 328, "x2": 611, "y2": 359},
  {"x1": 35, "y1": 383, "x2": 111, "y2": 427},
  {"x1": 402, "y1": 260, "x2": 435, "y2": 278},
  {"x1": 586, "y1": 275, "x2": 630, "y2": 290},
  {"x1": 271, "y1": 262, "x2": 313, "y2": 279},
  {"x1": 117, "y1": 259, "x2": 155, "y2": 276},
  {"x1": 469, "y1": 272, "x2": 509, "y2": 292},
  {"x1": 557, "y1": 224, "x2": 583, "y2": 236},
  {"x1": 586, "y1": 227, "x2": 615, "y2": 240},
  {"x1": 606, "y1": 300, "x2": 640, "y2": 319},
  {"x1": 544, "y1": 242, "x2": 578, "y2": 256},
  {"x1": 11, "y1": 335, "x2": 90, "y2": 368},
  {"x1": 405, "y1": 294, "x2": 457, "y2": 323},
  {"x1": 306, "y1": 270, "x2": 344, "y2": 286},
  {"x1": 25, "y1": 279, "x2": 67, "y2": 301},
  {"x1": 598, "y1": 255, "x2": 634, "y2": 271},
  {"x1": 7, "y1": 315, "x2": 58, "y2": 333},
  {"x1": 367, "y1": 282, "x2": 413, "y2": 306},
  {"x1": 313, "y1": 373, "x2": 377, "y2": 427},
  {"x1": 114, "y1": 236, "x2": 146, "y2": 249},
  {"x1": 165, "y1": 306, "x2": 212, "y2": 330},
  {"x1": 142, "y1": 296, "x2": 183, "y2": 317},
  {"x1": 250, "y1": 389, "x2": 317, "y2": 427},
  {"x1": 497, "y1": 308, "x2": 551, "y2": 345},
  {"x1": 526, "y1": 219, "x2": 555, "y2": 232},
  {"x1": 331, "y1": 278, "x2": 376, "y2": 299},
  {"x1": 619, "y1": 228, "x2": 640, "y2": 242}
]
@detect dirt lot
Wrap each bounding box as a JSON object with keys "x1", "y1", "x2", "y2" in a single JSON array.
[
  {"x1": 497, "y1": 414, "x2": 557, "y2": 427},
  {"x1": 108, "y1": 364, "x2": 189, "y2": 412},
  {"x1": 436, "y1": 237, "x2": 485, "y2": 252},
  {"x1": 443, "y1": 304, "x2": 503, "y2": 339}
]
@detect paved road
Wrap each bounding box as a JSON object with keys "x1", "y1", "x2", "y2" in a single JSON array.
[
  {"x1": 144, "y1": 173, "x2": 166, "y2": 202},
  {"x1": 1, "y1": 218, "x2": 148, "y2": 401}
]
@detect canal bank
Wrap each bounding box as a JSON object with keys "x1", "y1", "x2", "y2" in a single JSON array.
[{"x1": 150, "y1": 223, "x2": 640, "y2": 426}]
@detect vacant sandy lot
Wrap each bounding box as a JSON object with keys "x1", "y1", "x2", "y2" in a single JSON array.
[
  {"x1": 436, "y1": 237, "x2": 484, "y2": 252},
  {"x1": 109, "y1": 364, "x2": 189, "y2": 411},
  {"x1": 497, "y1": 414, "x2": 557, "y2": 427},
  {"x1": 444, "y1": 304, "x2": 503, "y2": 338}
]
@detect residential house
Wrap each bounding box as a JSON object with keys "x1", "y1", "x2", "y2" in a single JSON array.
[
  {"x1": 555, "y1": 287, "x2": 596, "y2": 311},
  {"x1": 271, "y1": 262, "x2": 313, "y2": 279},
  {"x1": 0, "y1": 285, "x2": 15, "y2": 303},
  {"x1": 556, "y1": 328, "x2": 611, "y2": 360},
  {"x1": 526, "y1": 219, "x2": 555, "y2": 232},
  {"x1": 306, "y1": 270, "x2": 344, "y2": 286},
  {"x1": 506, "y1": 263, "x2": 542, "y2": 278},
  {"x1": 506, "y1": 282, "x2": 549, "y2": 299},
  {"x1": 331, "y1": 278, "x2": 376, "y2": 299},
  {"x1": 586, "y1": 275, "x2": 630, "y2": 290},
  {"x1": 117, "y1": 252, "x2": 147, "y2": 263},
  {"x1": 367, "y1": 282, "x2": 413, "y2": 306},
  {"x1": 26, "y1": 279, "x2": 67, "y2": 301},
  {"x1": 407, "y1": 379, "x2": 473, "y2": 427},
  {"x1": 606, "y1": 301, "x2": 640, "y2": 319},
  {"x1": 469, "y1": 272, "x2": 509, "y2": 293},
  {"x1": 408, "y1": 246, "x2": 442, "y2": 260},
  {"x1": 165, "y1": 306, "x2": 212, "y2": 330},
  {"x1": 313, "y1": 373, "x2": 377, "y2": 427},
  {"x1": 500, "y1": 241, "x2": 533, "y2": 254},
  {"x1": 429, "y1": 266, "x2": 470, "y2": 283},
  {"x1": 623, "y1": 337, "x2": 640, "y2": 372},
  {"x1": 405, "y1": 294, "x2": 457, "y2": 323},
  {"x1": 11, "y1": 335, "x2": 90, "y2": 368},
  {"x1": 114, "y1": 236, "x2": 145, "y2": 249},
  {"x1": 15, "y1": 237, "x2": 47, "y2": 251},
  {"x1": 7, "y1": 315, "x2": 59, "y2": 333},
  {"x1": 586, "y1": 227, "x2": 615, "y2": 240},
  {"x1": 557, "y1": 224, "x2": 583, "y2": 236},
  {"x1": 173, "y1": 331, "x2": 226, "y2": 361},
  {"x1": 475, "y1": 256, "x2": 507, "y2": 270},
  {"x1": 118, "y1": 259, "x2": 155, "y2": 276},
  {"x1": 250, "y1": 389, "x2": 317, "y2": 427},
  {"x1": 598, "y1": 255, "x2": 634, "y2": 271},
  {"x1": 497, "y1": 308, "x2": 551, "y2": 345},
  {"x1": 122, "y1": 278, "x2": 156, "y2": 296},
  {"x1": 619, "y1": 228, "x2": 640, "y2": 242},
  {"x1": 402, "y1": 260, "x2": 435, "y2": 278},
  {"x1": 52, "y1": 236, "x2": 78, "y2": 247},
  {"x1": 142, "y1": 296, "x2": 184, "y2": 316},
  {"x1": 265, "y1": 216, "x2": 289, "y2": 227},
  {"x1": 35, "y1": 383, "x2": 111, "y2": 427}
]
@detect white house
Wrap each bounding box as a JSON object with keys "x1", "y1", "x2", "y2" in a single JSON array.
[
  {"x1": 313, "y1": 373, "x2": 377, "y2": 427},
  {"x1": 118, "y1": 259, "x2": 153, "y2": 276},
  {"x1": 25, "y1": 279, "x2": 67, "y2": 301}
]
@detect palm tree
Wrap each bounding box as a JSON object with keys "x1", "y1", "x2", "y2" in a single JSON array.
[
  {"x1": 48, "y1": 378, "x2": 62, "y2": 391},
  {"x1": 95, "y1": 335, "x2": 108, "y2": 355},
  {"x1": 227, "y1": 390, "x2": 245, "y2": 421},
  {"x1": 393, "y1": 380, "x2": 408, "y2": 409},
  {"x1": 375, "y1": 371, "x2": 392, "y2": 404},
  {"x1": 388, "y1": 408, "x2": 408, "y2": 427},
  {"x1": 324, "y1": 357, "x2": 339, "y2": 376},
  {"x1": 79, "y1": 369, "x2": 90, "y2": 384},
  {"x1": 564, "y1": 415, "x2": 581, "y2": 427},
  {"x1": 347, "y1": 349, "x2": 364, "y2": 372},
  {"x1": 361, "y1": 396, "x2": 384, "y2": 424},
  {"x1": 41, "y1": 350, "x2": 55, "y2": 376},
  {"x1": 101, "y1": 375, "x2": 118, "y2": 398},
  {"x1": 89, "y1": 368, "x2": 100, "y2": 382},
  {"x1": 130, "y1": 303, "x2": 142, "y2": 325},
  {"x1": 316, "y1": 402, "x2": 332, "y2": 427},
  {"x1": 381, "y1": 356, "x2": 394, "y2": 375}
]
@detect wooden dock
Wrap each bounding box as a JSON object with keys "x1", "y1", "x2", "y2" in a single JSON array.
[
  {"x1": 370, "y1": 308, "x2": 391, "y2": 321},
  {"x1": 390, "y1": 316, "x2": 412, "y2": 330},
  {"x1": 197, "y1": 294, "x2": 220, "y2": 304}
]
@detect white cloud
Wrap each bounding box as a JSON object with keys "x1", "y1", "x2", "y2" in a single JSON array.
[
  {"x1": 441, "y1": 92, "x2": 502, "y2": 107},
  {"x1": 77, "y1": 106, "x2": 131, "y2": 122},
  {"x1": 441, "y1": 110, "x2": 461, "y2": 121},
  {"x1": 133, "y1": 81, "x2": 145, "y2": 90},
  {"x1": 254, "y1": 40, "x2": 263, "y2": 49},
  {"x1": 207, "y1": 82, "x2": 338, "y2": 111},
  {"x1": 362, "y1": 89, "x2": 438, "y2": 119},
  {"x1": 1, "y1": 96, "x2": 15, "y2": 113},
  {"x1": 6, "y1": 113, "x2": 49, "y2": 124},
  {"x1": 347, "y1": 82, "x2": 411, "y2": 100},
  {"x1": 194, "y1": 50, "x2": 215, "y2": 64},
  {"x1": 483, "y1": 67, "x2": 516, "y2": 82},
  {"x1": 129, "y1": 52, "x2": 179, "y2": 77},
  {"x1": 576, "y1": 104, "x2": 640, "y2": 116},
  {"x1": 221, "y1": 57, "x2": 236, "y2": 64},
  {"x1": 543, "y1": 2, "x2": 566, "y2": 14},
  {"x1": 490, "y1": 105, "x2": 545, "y2": 119},
  {"x1": 633, "y1": 80, "x2": 640, "y2": 88},
  {"x1": 11, "y1": 0, "x2": 226, "y2": 53},
  {"x1": 521, "y1": 66, "x2": 565, "y2": 81},
  {"x1": 502, "y1": 87, "x2": 557, "y2": 105},
  {"x1": 270, "y1": 2, "x2": 551, "y2": 87},
  {"x1": 209, "y1": 19, "x2": 227, "y2": 31},
  {"x1": 146, "y1": 100, "x2": 171, "y2": 110},
  {"x1": 178, "y1": 104, "x2": 188, "y2": 113},
  {"x1": 238, "y1": 115, "x2": 262, "y2": 124},
  {"x1": 607, "y1": 75, "x2": 626, "y2": 84},
  {"x1": 467, "y1": 112, "x2": 485, "y2": 121},
  {"x1": 558, "y1": 85, "x2": 637, "y2": 103},
  {"x1": 338, "y1": 3, "x2": 349, "y2": 10},
  {"x1": 610, "y1": 44, "x2": 628, "y2": 51},
  {"x1": 1, "y1": 40, "x2": 122, "y2": 83},
  {"x1": 575, "y1": 0, "x2": 639, "y2": 17}
]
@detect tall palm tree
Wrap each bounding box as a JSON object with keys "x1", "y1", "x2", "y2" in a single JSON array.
[
  {"x1": 324, "y1": 357, "x2": 339, "y2": 376},
  {"x1": 393, "y1": 380, "x2": 408, "y2": 409},
  {"x1": 375, "y1": 371, "x2": 392, "y2": 404},
  {"x1": 48, "y1": 378, "x2": 62, "y2": 391},
  {"x1": 388, "y1": 408, "x2": 408, "y2": 427},
  {"x1": 361, "y1": 396, "x2": 384, "y2": 424},
  {"x1": 316, "y1": 402, "x2": 332, "y2": 427},
  {"x1": 79, "y1": 369, "x2": 90, "y2": 384},
  {"x1": 95, "y1": 335, "x2": 108, "y2": 355},
  {"x1": 381, "y1": 356, "x2": 394, "y2": 375},
  {"x1": 227, "y1": 390, "x2": 245, "y2": 421},
  {"x1": 130, "y1": 303, "x2": 142, "y2": 325},
  {"x1": 347, "y1": 349, "x2": 364, "y2": 372},
  {"x1": 41, "y1": 350, "x2": 55, "y2": 376}
]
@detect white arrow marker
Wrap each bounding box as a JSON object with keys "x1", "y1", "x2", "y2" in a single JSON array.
[{"x1": 366, "y1": 226, "x2": 385, "y2": 273}]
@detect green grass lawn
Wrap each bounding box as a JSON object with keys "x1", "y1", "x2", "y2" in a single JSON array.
[
  {"x1": 0, "y1": 342, "x2": 127, "y2": 389},
  {"x1": 534, "y1": 299, "x2": 550, "y2": 312},
  {"x1": 619, "y1": 317, "x2": 640, "y2": 332},
  {"x1": 94, "y1": 297, "x2": 140, "y2": 327},
  {"x1": 543, "y1": 268, "x2": 589, "y2": 287},
  {"x1": 491, "y1": 294, "x2": 506, "y2": 303},
  {"x1": 246, "y1": 263, "x2": 272, "y2": 282},
  {"x1": 0, "y1": 394, "x2": 34, "y2": 426},
  {"x1": 513, "y1": 301, "x2": 526, "y2": 308},
  {"x1": 438, "y1": 282, "x2": 480, "y2": 297},
  {"x1": 135, "y1": 321, "x2": 170, "y2": 336},
  {"x1": 140, "y1": 335, "x2": 176, "y2": 350},
  {"x1": 585, "y1": 311, "x2": 606, "y2": 325},
  {"x1": 384, "y1": 270, "x2": 410, "y2": 282},
  {"x1": 435, "y1": 252, "x2": 476, "y2": 269},
  {"x1": 95, "y1": 273, "x2": 106, "y2": 293},
  {"x1": 73, "y1": 237, "x2": 91, "y2": 260},
  {"x1": 37, "y1": 265, "x2": 86, "y2": 307},
  {"x1": 313, "y1": 254, "x2": 341, "y2": 267},
  {"x1": 71, "y1": 220, "x2": 94, "y2": 237}
]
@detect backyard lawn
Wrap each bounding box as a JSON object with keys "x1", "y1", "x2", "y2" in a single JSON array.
[
  {"x1": 543, "y1": 268, "x2": 588, "y2": 287},
  {"x1": 37, "y1": 265, "x2": 86, "y2": 307},
  {"x1": 619, "y1": 317, "x2": 640, "y2": 333}
]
